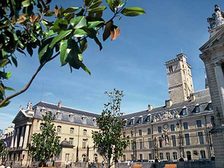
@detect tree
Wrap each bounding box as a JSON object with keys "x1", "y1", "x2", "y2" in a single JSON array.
[
  {"x1": 29, "y1": 112, "x2": 61, "y2": 167},
  {"x1": 0, "y1": 0, "x2": 145, "y2": 107},
  {"x1": 92, "y1": 89, "x2": 128, "y2": 168},
  {"x1": 0, "y1": 139, "x2": 7, "y2": 164}
]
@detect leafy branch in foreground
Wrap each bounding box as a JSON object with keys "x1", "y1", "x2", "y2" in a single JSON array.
[
  {"x1": 92, "y1": 89, "x2": 128, "y2": 168},
  {"x1": 0, "y1": 0, "x2": 145, "y2": 108}
]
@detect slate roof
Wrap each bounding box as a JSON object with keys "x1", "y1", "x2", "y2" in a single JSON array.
[
  {"x1": 122, "y1": 89, "x2": 213, "y2": 127},
  {"x1": 33, "y1": 101, "x2": 99, "y2": 127}
]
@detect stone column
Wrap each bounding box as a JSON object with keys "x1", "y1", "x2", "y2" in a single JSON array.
[
  {"x1": 10, "y1": 129, "x2": 16, "y2": 148},
  {"x1": 23, "y1": 124, "x2": 30, "y2": 149},
  {"x1": 19, "y1": 126, "x2": 25, "y2": 147},
  {"x1": 14, "y1": 127, "x2": 19, "y2": 148}
]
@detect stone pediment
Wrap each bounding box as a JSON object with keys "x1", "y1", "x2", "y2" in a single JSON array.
[
  {"x1": 200, "y1": 25, "x2": 224, "y2": 52},
  {"x1": 12, "y1": 110, "x2": 32, "y2": 124}
]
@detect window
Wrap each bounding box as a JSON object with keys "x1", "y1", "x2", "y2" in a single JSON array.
[
  {"x1": 145, "y1": 115, "x2": 151, "y2": 122},
  {"x1": 82, "y1": 139, "x2": 87, "y2": 149},
  {"x1": 83, "y1": 129, "x2": 87, "y2": 136},
  {"x1": 173, "y1": 152, "x2": 177, "y2": 160},
  {"x1": 123, "y1": 155, "x2": 126, "y2": 161},
  {"x1": 159, "y1": 137, "x2": 163, "y2": 148},
  {"x1": 149, "y1": 153, "x2": 152, "y2": 160},
  {"x1": 158, "y1": 126, "x2": 162, "y2": 133},
  {"x1": 65, "y1": 153, "x2": 70, "y2": 162},
  {"x1": 147, "y1": 128, "x2": 151, "y2": 134},
  {"x1": 171, "y1": 135, "x2": 176, "y2": 147},
  {"x1": 196, "y1": 120, "x2": 202, "y2": 128},
  {"x1": 56, "y1": 112, "x2": 62, "y2": 120},
  {"x1": 131, "y1": 130, "x2": 133, "y2": 137},
  {"x1": 200, "y1": 150, "x2": 206, "y2": 159},
  {"x1": 166, "y1": 152, "x2": 170, "y2": 160},
  {"x1": 169, "y1": 66, "x2": 173, "y2": 73},
  {"x1": 195, "y1": 105, "x2": 200, "y2": 113},
  {"x1": 139, "y1": 139, "x2": 143, "y2": 149},
  {"x1": 170, "y1": 124, "x2": 175, "y2": 131},
  {"x1": 148, "y1": 138, "x2": 153, "y2": 148},
  {"x1": 139, "y1": 129, "x2": 142, "y2": 136},
  {"x1": 82, "y1": 116, "x2": 87, "y2": 124},
  {"x1": 181, "y1": 108, "x2": 188, "y2": 116},
  {"x1": 185, "y1": 134, "x2": 190, "y2": 145},
  {"x1": 70, "y1": 127, "x2": 74, "y2": 134},
  {"x1": 57, "y1": 126, "x2": 61, "y2": 133},
  {"x1": 69, "y1": 138, "x2": 74, "y2": 145},
  {"x1": 183, "y1": 122, "x2": 188, "y2": 130},
  {"x1": 139, "y1": 154, "x2": 143, "y2": 161},
  {"x1": 68, "y1": 114, "x2": 74, "y2": 122},
  {"x1": 40, "y1": 123, "x2": 44, "y2": 130},
  {"x1": 159, "y1": 153, "x2": 163, "y2": 160},
  {"x1": 198, "y1": 132, "x2": 204, "y2": 144},
  {"x1": 137, "y1": 117, "x2": 142, "y2": 124}
]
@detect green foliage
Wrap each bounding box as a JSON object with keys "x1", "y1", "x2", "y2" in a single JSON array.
[
  {"x1": 29, "y1": 112, "x2": 61, "y2": 165},
  {"x1": 92, "y1": 89, "x2": 128, "y2": 168},
  {"x1": 0, "y1": 139, "x2": 8, "y2": 160},
  {"x1": 0, "y1": 0, "x2": 145, "y2": 107}
]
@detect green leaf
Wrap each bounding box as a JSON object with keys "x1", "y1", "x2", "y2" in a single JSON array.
[
  {"x1": 70, "y1": 16, "x2": 87, "y2": 29},
  {"x1": 63, "y1": 7, "x2": 80, "y2": 14},
  {"x1": 0, "y1": 59, "x2": 9, "y2": 67},
  {"x1": 22, "y1": 0, "x2": 31, "y2": 7},
  {"x1": 74, "y1": 29, "x2": 87, "y2": 37},
  {"x1": 87, "y1": 21, "x2": 104, "y2": 29},
  {"x1": 84, "y1": 0, "x2": 93, "y2": 6},
  {"x1": 89, "y1": 6, "x2": 106, "y2": 13},
  {"x1": 4, "y1": 86, "x2": 15, "y2": 91},
  {"x1": 81, "y1": 63, "x2": 91, "y2": 75},
  {"x1": 59, "y1": 40, "x2": 68, "y2": 66},
  {"x1": 89, "y1": 0, "x2": 102, "y2": 9},
  {"x1": 79, "y1": 38, "x2": 88, "y2": 52},
  {"x1": 103, "y1": 21, "x2": 113, "y2": 41},
  {"x1": 106, "y1": 0, "x2": 114, "y2": 12},
  {"x1": 49, "y1": 30, "x2": 72, "y2": 49},
  {"x1": 121, "y1": 7, "x2": 145, "y2": 17},
  {"x1": 11, "y1": 56, "x2": 18, "y2": 67},
  {"x1": 6, "y1": 72, "x2": 12, "y2": 79}
]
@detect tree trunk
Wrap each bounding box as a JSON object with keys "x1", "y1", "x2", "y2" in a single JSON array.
[{"x1": 107, "y1": 157, "x2": 111, "y2": 168}]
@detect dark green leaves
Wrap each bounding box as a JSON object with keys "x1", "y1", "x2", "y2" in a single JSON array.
[
  {"x1": 70, "y1": 16, "x2": 87, "y2": 28},
  {"x1": 49, "y1": 30, "x2": 72, "y2": 49},
  {"x1": 121, "y1": 7, "x2": 145, "y2": 16}
]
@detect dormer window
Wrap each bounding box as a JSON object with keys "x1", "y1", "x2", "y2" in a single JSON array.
[
  {"x1": 129, "y1": 117, "x2": 135, "y2": 125},
  {"x1": 137, "y1": 116, "x2": 143, "y2": 124},
  {"x1": 193, "y1": 104, "x2": 200, "y2": 113},
  {"x1": 93, "y1": 117, "x2": 97, "y2": 125},
  {"x1": 180, "y1": 106, "x2": 188, "y2": 116},
  {"x1": 145, "y1": 114, "x2": 151, "y2": 122},
  {"x1": 82, "y1": 116, "x2": 87, "y2": 124},
  {"x1": 56, "y1": 111, "x2": 62, "y2": 120},
  {"x1": 68, "y1": 113, "x2": 74, "y2": 122},
  {"x1": 205, "y1": 102, "x2": 212, "y2": 111}
]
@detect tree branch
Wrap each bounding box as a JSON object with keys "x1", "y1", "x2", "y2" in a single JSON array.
[{"x1": 0, "y1": 52, "x2": 60, "y2": 107}]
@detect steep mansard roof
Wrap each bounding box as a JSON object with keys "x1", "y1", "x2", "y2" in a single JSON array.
[
  {"x1": 33, "y1": 101, "x2": 99, "y2": 127},
  {"x1": 122, "y1": 89, "x2": 212, "y2": 127}
]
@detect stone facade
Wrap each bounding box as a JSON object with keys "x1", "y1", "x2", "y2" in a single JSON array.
[
  {"x1": 5, "y1": 102, "x2": 103, "y2": 167},
  {"x1": 200, "y1": 25, "x2": 224, "y2": 168}
]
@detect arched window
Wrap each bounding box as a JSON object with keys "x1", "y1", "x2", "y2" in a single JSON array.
[
  {"x1": 57, "y1": 125, "x2": 62, "y2": 133},
  {"x1": 83, "y1": 129, "x2": 87, "y2": 136},
  {"x1": 186, "y1": 151, "x2": 191, "y2": 160},
  {"x1": 82, "y1": 154, "x2": 87, "y2": 162}
]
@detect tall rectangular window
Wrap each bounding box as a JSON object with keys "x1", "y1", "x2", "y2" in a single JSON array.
[
  {"x1": 198, "y1": 132, "x2": 204, "y2": 144},
  {"x1": 139, "y1": 129, "x2": 142, "y2": 136},
  {"x1": 139, "y1": 154, "x2": 143, "y2": 160},
  {"x1": 171, "y1": 135, "x2": 176, "y2": 147},
  {"x1": 196, "y1": 120, "x2": 202, "y2": 128},
  {"x1": 57, "y1": 126, "x2": 61, "y2": 133},
  {"x1": 158, "y1": 126, "x2": 162, "y2": 133},
  {"x1": 148, "y1": 138, "x2": 153, "y2": 148},
  {"x1": 159, "y1": 153, "x2": 163, "y2": 160},
  {"x1": 173, "y1": 152, "x2": 177, "y2": 160},
  {"x1": 69, "y1": 138, "x2": 74, "y2": 145},
  {"x1": 147, "y1": 128, "x2": 151, "y2": 134},
  {"x1": 170, "y1": 124, "x2": 175, "y2": 131},
  {"x1": 70, "y1": 127, "x2": 74, "y2": 134},
  {"x1": 185, "y1": 134, "x2": 190, "y2": 145},
  {"x1": 139, "y1": 139, "x2": 143, "y2": 149},
  {"x1": 183, "y1": 122, "x2": 188, "y2": 130}
]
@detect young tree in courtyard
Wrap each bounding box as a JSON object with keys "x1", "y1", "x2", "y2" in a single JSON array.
[
  {"x1": 92, "y1": 89, "x2": 128, "y2": 168},
  {"x1": 0, "y1": 0, "x2": 145, "y2": 108},
  {"x1": 29, "y1": 112, "x2": 61, "y2": 167}
]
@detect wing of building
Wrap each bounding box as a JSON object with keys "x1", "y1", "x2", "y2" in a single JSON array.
[{"x1": 2, "y1": 53, "x2": 214, "y2": 167}]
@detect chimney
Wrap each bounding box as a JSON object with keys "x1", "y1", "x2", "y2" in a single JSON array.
[
  {"x1": 165, "y1": 99, "x2": 173, "y2": 108},
  {"x1": 57, "y1": 101, "x2": 62, "y2": 108},
  {"x1": 148, "y1": 104, "x2": 153, "y2": 111}
]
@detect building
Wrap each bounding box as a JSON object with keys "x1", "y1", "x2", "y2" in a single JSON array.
[
  {"x1": 4, "y1": 54, "x2": 214, "y2": 167},
  {"x1": 6, "y1": 101, "x2": 102, "y2": 167},
  {"x1": 200, "y1": 7, "x2": 224, "y2": 167},
  {"x1": 122, "y1": 54, "x2": 214, "y2": 162}
]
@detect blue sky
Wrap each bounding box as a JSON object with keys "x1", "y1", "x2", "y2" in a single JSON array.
[{"x1": 0, "y1": 0, "x2": 222, "y2": 129}]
